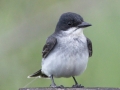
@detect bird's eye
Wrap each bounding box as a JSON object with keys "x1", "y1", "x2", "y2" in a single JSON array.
[{"x1": 68, "y1": 22, "x2": 72, "y2": 26}]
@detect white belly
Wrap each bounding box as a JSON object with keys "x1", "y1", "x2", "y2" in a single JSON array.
[
  {"x1": 41, "y1": 36, "x2": 89, "y2": 78},
  {"x1": 42, "y1": 51, "x2": 88, "y2": 78}
]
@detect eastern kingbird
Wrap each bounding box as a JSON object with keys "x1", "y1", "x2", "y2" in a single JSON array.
[{"x1": 28, "y1": 12, "x2": 93, "y2": 88}]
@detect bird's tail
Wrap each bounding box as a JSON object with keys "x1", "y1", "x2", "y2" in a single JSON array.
[{"x1": 27, "y1": 69, "x2": 48, "y2": 78}]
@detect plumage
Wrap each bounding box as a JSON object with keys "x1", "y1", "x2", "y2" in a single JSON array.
[
  {"x1": 27, "y1": 69, "x2": 48, "y2": 78},
  {"x1": 87, "y1": 38, "x2": 93, "y2": 57},
  {"x1": 42, "y1": 36, "x2": 57, "y2": 58},
  {"x1": 28, "y1": 12, "x2": 92, "y2": 88}
]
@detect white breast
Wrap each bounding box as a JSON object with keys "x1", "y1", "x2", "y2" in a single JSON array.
[{"x1": 42, "y1": 29, "x2": 89, "y2": 78}]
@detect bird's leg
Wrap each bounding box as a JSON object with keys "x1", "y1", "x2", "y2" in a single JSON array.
[
  {"x1": 73, "y1": 76, "x2": 78, "y2": 85},
  {"x1": 50, "y1": 75, "x2": 64, "y2": 88},
  {"x1": 50, "y1": 75, "x2": 57, "y2": 87},
  {"x1": 72, "y1": 76, "x2": 84, "y2": 88}
]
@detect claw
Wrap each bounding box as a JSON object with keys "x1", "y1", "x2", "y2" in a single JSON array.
[
  {"x1": 50, "y1": 84, "x2": 57, "y2": 88},
  {"x1": 72, "y1": 84, "x2": 84, "y2": 88},
  {"x1": 50, "y1": 84, "x2": 64, "y2": 88},
  {"x1": 58, "y1": 85, "x2": 64, "y2": 88}
]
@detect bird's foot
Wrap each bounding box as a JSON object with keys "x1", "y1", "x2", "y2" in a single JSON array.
[
  {"x1": 72, "y1": 84, "x2": 84, "y2": 88},
  {"x1": 56, "y1": 85, "x2": 64, "y2": 88},
  {"x1": 50, "y1": 84, "x2": 64, "y2": 88}
]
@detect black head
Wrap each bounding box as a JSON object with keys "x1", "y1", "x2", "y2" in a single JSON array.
[{"x1": 55, "y1": 12, "x2": 91, "y2": 32}]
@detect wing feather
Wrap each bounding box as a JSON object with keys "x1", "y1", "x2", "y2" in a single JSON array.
[
  {"x1": 87, "y1": 38, "x2": 93, "y2": 57},
  {"x1": 42, "y1": 36, "x2": 57, "y2": 58}
]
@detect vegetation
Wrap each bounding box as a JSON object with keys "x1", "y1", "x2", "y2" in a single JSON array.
[{"x1": 0, "y1": 0, "x2": 120, "y2": 90}]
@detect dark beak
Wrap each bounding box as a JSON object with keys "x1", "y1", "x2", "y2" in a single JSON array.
[{"x1": 77, "y1": 22, "x2": 92, "y2": 28}]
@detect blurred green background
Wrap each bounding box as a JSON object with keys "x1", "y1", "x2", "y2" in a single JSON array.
[{"x1": 0, "y1": 0, "x2": 120, "y2": 90}]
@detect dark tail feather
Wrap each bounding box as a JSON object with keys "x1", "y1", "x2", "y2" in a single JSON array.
[{"x1": 27, "y1": 69, "x2": 48, "y2": 78}]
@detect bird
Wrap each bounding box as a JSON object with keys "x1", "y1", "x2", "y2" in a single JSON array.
[{"x1": 28, "y1": 12, "x2": 93, "y2": 88}]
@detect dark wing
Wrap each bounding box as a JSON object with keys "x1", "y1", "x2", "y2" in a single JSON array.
[
  {"x1": 42, "y1": 36, "x2": 57, "y2": 58},
  {"x1": 87, "y1": 38, "x2": 93, "y2": 57}
]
